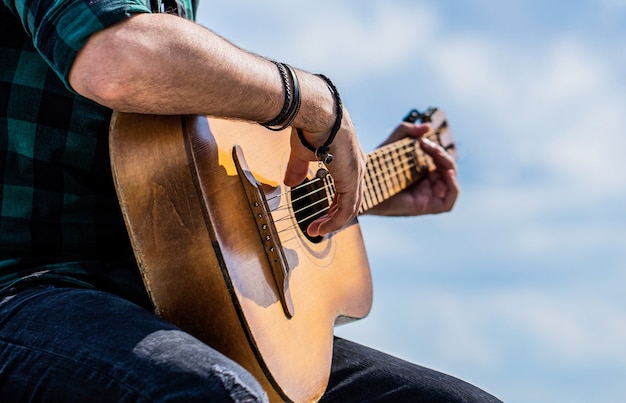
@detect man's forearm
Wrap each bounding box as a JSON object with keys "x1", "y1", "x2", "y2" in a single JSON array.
[{"x1": 69, "y1": 13, "x2": 334, "y2": 136}]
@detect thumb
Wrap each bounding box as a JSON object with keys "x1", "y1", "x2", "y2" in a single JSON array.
[{"x1": 380, "y1": 122, "x2": 431, "y2": 147}]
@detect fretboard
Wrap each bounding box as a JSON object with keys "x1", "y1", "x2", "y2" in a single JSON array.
[
  {"x1": 359, "y1": 136, "x2": 435, "y2": 214},
  {"x1": 315, "y1": 135, "x2": 436, "y2": 216},
  {"x1": 315, "y1": 108, "x2": 454, "y2": 218}
]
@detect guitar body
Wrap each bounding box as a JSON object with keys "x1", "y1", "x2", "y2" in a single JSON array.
[{"x1": 109, "y1": 113, "x2": 373, "y2": 402}]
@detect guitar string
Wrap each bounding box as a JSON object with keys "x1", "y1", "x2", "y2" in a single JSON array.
[
  {"x1": 264, "y1": 133, "x2": 442, "y2": 234},
  {"x1": 368, "y1": 148, "x2": 425, "y2": 196},
  {"x1": 265, "y1": 138, "x2": 421, "y2": 208},
  {"x1": 270, "y1": 134, "x2": 441, "y2": 244},
  {"x1": 274, "y1": 150, "x2": 420, "y2": 245},
  {"x1": 269, "y1": 146, "x2": 418, "y2": 221},
  {"x1": 268, "y1": 142, "x2": 420, "y2": 223},
  {"x1": 272, "y1": 150, "x2": 420, "y2": 240},
  {"x1": 364, "y1": 138, "x2": 416, "y2": 202}
]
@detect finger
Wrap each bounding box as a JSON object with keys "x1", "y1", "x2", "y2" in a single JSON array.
[
  {"x1": 312, "y1": 205, "x2": 355, "y2": 236},
  {"x1": 306, "y1": 201, "x2": 339, "y2": 237},
  {"x1": 327, "y1": 201, "x2": 339, "y2": 216},
  {"x1": 380, "y1": 122, "x2": 431, "y2": 147},
  {"x1": 404, "y1": 122, "x2": 431, "y2": 138},
  {"x1": 440, "y1": 169, "x2": 459, "y2": 211},
  {"x1": 283, "y1": 153, "x2": 310, "y2": 187},
  {"x1": 307, "y1": 188, "x2": 361, "y2": 236},
  {"x1": 432, "y1": 179, "x2": 448, "y2": 199},
  {"x1": 306, "y1": 219, "x2": 323, "y2": 237},
  {"x1": 420, "y1": 138, "x2": 456, "y2": 172}
]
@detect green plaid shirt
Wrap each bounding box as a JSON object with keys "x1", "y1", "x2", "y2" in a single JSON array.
[{"x1": 0, "y1": 0, "x2": 194, "y2": 302}]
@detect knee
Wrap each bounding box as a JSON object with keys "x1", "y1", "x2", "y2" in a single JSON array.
[{"x1": 132, "y1": 330, "x2": 268, "y2": 402}]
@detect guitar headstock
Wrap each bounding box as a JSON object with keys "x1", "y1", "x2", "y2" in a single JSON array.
[{"x1": 403, "y1": 107, "x2": 456, "y2": 160}]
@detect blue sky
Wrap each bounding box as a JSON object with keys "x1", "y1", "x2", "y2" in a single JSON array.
[{"x1": 197, "y1": 1, "x2": 626, "y2": 401}]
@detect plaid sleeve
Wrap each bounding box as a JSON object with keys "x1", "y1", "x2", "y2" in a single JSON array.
[{"x1": 2, "y1": 0, "x2": 151, "y2": 90}]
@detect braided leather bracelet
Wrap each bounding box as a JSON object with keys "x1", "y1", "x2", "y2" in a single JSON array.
[
  {"x1": 296, "y1": 74, "x2": 343, "y2": 165},
  {"x1": 261, "y1": 62, "x2": 301, "y2": 131}
]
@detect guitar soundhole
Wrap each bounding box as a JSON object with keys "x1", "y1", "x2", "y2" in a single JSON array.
[{"x1": 290, "y1": 178, "x2": 327, "y2": 244}]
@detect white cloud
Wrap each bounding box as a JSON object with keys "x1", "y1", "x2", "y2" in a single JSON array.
[
  {"x1": 420, "y1": 27, "x2": 626, "y2": 197},
  {"x1": 337, "y1": 286, "x2": 626, "y2": 402},
  {"x1": 197, "y1": 3, "x2": 626, "y2": 402},
  {"x1": 535, "y1": 39, "x2": 611, "y2": 101},
  {"x1": 429, "y1": 36, "x2": 510, "y2": 106},
  {"x1": 198, "y1": 1, "x2": 439, "y2": 81},
  {"x1": 201, "y1": 1, "x2": 625, "y2": 197},
  {"x1": 603, "y1": 0, "x2": 626, "y2": 7},
  {"x1": 548, "y1": 101, "x2": 626, "y2": 189},
  {"x1": 290, "y1": 3, "x2": 438, "y2": 80}
]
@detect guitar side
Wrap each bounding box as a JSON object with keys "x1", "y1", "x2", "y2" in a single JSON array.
[{"x1": 109, "y1": 113, "x2": 373, "y2": 403}]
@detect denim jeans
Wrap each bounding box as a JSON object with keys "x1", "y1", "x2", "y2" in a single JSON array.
[{"x1": 0, "y1": 286, "x2": 501, "y2": 402}]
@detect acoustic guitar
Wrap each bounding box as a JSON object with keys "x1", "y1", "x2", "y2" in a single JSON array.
[{"x1": 109, "y1": 108, "x2": 454, "y2": 402}]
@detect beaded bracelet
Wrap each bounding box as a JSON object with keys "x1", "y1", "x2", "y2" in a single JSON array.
[{"x1": 296, "y1": 73, "x2": 343, "y2": 165}]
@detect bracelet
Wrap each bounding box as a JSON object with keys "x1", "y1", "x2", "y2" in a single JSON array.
[
  {"x1": 296, "y1": 73, "x2": 343, "y2": 165},
  {"x1": 261, "y1": 62, "x2": 301, "y2": 131},
  {"x1": 281, "y1": 64, "x2": 302, "y2": 129}
]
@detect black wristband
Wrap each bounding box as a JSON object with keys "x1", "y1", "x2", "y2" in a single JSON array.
[{"x1": 296, "y1": 74, "x2": 343, "y2": 165}]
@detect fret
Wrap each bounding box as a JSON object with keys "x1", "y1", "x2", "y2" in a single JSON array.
[
  {"x1": 323, "y1": 108, "x2": 454, "y2": 216},
  {"x1": 380, "y1": 151, "x2": 395, "y2": 199},
  {"x1": 396, "y1": 142, "x2": 412, "y2": 190},
  {"x1": 358, "y1": 138, "x2": 418, "y2": 214},
  {"x1": 373, "y1": 155, "x2": 387, "y2": 202},
  {"x1": 365, "y1": 159, "x2": 382, "y2": 206},
  {"x1": 362, "y1": 165, "x2": 375, "y2": 210},
  {"x1": 383, "y1": 147, "x2": 401, "y2": 195}
]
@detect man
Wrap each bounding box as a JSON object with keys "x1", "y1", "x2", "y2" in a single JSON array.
[{"x1": 0, "y1": 0, "x2": 501, "y2": 400}]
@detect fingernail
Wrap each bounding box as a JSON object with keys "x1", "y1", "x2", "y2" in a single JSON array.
[{"x1": 422, "y1": 138, "x2": 436, "y2": 147}]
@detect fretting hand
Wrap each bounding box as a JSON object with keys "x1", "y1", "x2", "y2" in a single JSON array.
[{"x1": 366, "y1": 122, "x2": 459, "y2": 217}]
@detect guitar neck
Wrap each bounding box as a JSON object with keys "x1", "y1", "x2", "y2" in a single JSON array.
[
  {"x1": 359, "y1": 137, "x2": 432, "y2": 214},
  {"x1": 359, "y1": 108, "x2": 455, "y2": 214},
  {"x1": 302, "y1": 108, "x2": 454, "y2": 229},
  {"x1": 318, "y1": 109, "x2": 454, "y2": 216}
]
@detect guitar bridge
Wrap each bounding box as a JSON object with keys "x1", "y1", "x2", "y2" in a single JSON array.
[{"x1": 232, "y1": 145, "x2": 295, "y2": 318}]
